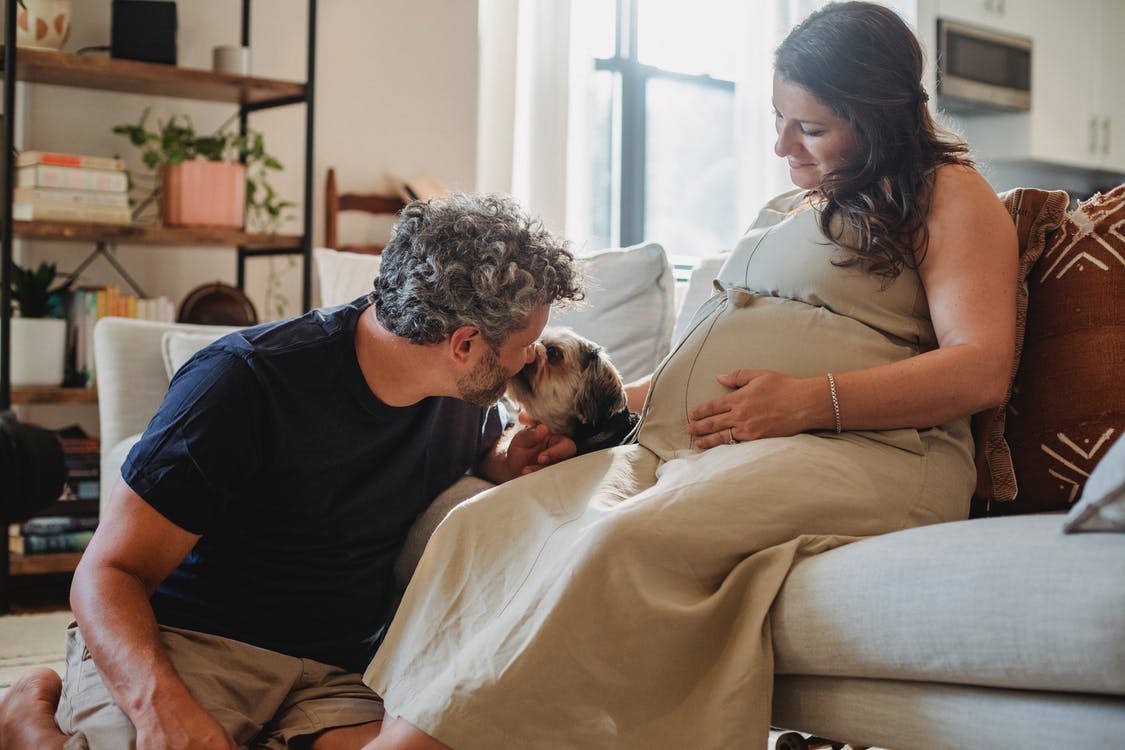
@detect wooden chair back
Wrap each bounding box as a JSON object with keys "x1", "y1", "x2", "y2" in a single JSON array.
[{"x1": 324, "y1": 167, "x2": 406, "y2": 255}]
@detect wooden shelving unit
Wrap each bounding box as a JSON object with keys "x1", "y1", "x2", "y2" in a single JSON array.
[
  {"x1": 12, "y1": 220, "x2": 302, "y2": 249},
  {"x1": 10, "y1": 386, "x2": 98, "y2": 405},
  {"x1": 8, "y1": 551, "x2": 83, "y2": 576},
  {"x1": 1, "y1": 45, "x2": 305, "y2": 106},
  {"x1": 0, "y1": 2, "x2": 319, "y2": 612}
]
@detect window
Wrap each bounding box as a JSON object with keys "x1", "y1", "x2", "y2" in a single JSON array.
[{"x1": 571, "y1": 0, "x2": 741, "y2": 265}]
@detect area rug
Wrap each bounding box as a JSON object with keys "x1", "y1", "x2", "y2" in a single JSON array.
[{"x1": 0, "y1": 611, "x2": 71, "y2": 696}]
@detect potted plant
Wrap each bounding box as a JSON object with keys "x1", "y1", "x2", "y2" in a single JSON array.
[
  {"x1": 6, "y1": 260, "x2": 66, "y2": 387},
  {"x1": 113, "y1": 108, "x2": 294, "y2": 232}
]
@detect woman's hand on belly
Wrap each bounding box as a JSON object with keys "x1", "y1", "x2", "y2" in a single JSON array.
[{"x1": 687, "y1": 369, "x2": 829, "y2": 448}]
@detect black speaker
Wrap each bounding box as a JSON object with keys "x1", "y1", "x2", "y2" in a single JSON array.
[{"x1": 111, "y1": 0, "x2": 178, "y2": 66}]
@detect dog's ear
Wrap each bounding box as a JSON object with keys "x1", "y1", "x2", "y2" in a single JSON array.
[{"x1": 574, "y1": 350, "x2": 627, "y2": 426}]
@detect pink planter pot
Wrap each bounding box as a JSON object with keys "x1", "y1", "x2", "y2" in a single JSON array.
[{"x1": 162, "y1": 161, "x2": 246, "y2": 228}]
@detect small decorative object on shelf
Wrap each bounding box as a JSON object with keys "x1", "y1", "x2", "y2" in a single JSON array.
[
  {"x1": 12, "y1": 150, "x2": 131, "y2": 224},
  {"x1": 15, "y1": 0, "x2": 72, "y2": 52},
  {"x1": 112, "y1": 107, "x2": 294, "y2": 232},
  {"x1": 7, "y1": 259, "x2": 67, "y2": 387}
]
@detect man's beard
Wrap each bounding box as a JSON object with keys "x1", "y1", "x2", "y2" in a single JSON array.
[{"x1": 457, "y1": 344, "x2": 510, "y2": 407}]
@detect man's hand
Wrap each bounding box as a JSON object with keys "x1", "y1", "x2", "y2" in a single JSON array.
[
  {"x1": 135, "y1": 697, "x2": 237, "y2": 750},
  {"x1": 477, "y1": 422, "x2": 577, "y2": 483},
  {"x1": 507, "y1": 422, "x2": 576, "y2": 477}
]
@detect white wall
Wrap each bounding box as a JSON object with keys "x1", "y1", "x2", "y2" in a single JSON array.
[{"x1": 16, "y1": 0, "x2": 479, "y2": 322}]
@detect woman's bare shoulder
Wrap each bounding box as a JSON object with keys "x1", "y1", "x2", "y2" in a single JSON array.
[{"x1": 929, "y1": 163, "x2": 1008, "y2": 223}]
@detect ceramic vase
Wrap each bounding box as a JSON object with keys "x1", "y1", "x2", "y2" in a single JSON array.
[
  {"x1": 7, "y1": 317, "x2": 66, "y2": 387},
  {"x1": 161, "y1": 160, "x2": 247, "y2": 229},
  {"x1": 16, "y1": 0, "x2": 72, "y2": 51}
]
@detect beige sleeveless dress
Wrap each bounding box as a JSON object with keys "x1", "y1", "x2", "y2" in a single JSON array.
[{"x1": 364, "y1": 190, "x2": 976, "y2": 750}]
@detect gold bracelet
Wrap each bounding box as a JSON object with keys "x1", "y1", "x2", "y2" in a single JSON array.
[{"x1": 826, "y1": 372, "x2": 842, "y2": 434}]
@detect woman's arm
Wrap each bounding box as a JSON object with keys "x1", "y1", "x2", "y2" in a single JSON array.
[
  {"x1": 625, "y1": 375, "x2": 652, "y2": 414},
  {"x1": 689, "y1": 165, "x2": 1018, "y2": 447}
]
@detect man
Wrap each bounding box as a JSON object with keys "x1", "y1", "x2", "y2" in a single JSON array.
[{"x1": 0, "y1": 193, "x2": 582, "y2": 750}]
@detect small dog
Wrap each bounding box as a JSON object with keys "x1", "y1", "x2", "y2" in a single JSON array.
[{"x1": 506, "y1": 327, "x2": 639, "y2": 454}]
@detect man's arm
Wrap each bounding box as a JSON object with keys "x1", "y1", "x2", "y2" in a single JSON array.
[
  {"x1": 475, "y1": 423, "x2": 576, "y2": 483},
  {"x1": 70, "y1": 478, "x2": 236, "y2": 750}
]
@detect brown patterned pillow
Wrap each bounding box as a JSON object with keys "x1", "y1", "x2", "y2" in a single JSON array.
[
  {"x1": 997, "y1": 184, "x2": 1125, "y2": 514},
  {"x1": 971, "y1": 188, "x2": 1070, "y2": 505}
]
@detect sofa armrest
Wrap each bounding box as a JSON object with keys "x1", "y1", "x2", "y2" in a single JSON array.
[{"x1": 93, "y1": 317, "x2": 237, "y2": 508}]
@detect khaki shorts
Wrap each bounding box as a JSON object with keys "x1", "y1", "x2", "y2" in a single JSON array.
[{"x1": 55, "y1": 622, "x2": 385, "y2": 750}]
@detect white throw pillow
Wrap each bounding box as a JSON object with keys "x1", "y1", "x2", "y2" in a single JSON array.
[
  {"x1": 161, "y1": 330, "x2": 234, "y2": 380},
  {"x1": 1063, "y1": 432, "x2": 1125, "y2": 533},
  {"x1": 550, "y1": 242, "x2": 675, "y2": 383},
  {"x1": 315, "y1": 247, "x2": 381, "y2": 307}
]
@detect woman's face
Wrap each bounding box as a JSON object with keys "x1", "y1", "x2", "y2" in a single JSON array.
[{"x1": 772, "y1": 73, "x2": 862, "y2": 190}]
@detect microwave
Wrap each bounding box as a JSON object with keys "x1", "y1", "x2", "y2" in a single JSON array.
[{"x1": 936, "y1": 18, "x2": 1032, "y2": 113}]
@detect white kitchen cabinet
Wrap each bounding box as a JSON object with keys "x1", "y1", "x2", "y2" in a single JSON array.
[
  {"x1": 935, "y1": 0, "x2": 1032, "y2": 34},
  {"x1": 932, "y1": 0, "x2": 1125, "y2": 174},
  {"x1": 1095, "y1": 0, "x2": 1125, "y2": 171},
  {"x1": 1021, "y1": 0, "x2": 1095, "y2": 168}
]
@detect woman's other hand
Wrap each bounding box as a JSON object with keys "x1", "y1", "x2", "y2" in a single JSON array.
[{"x1": 687, "y1": 369, "x2": 828, "y2": 449}]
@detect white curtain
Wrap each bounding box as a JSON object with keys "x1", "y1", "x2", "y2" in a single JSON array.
[{"x1": 477, "y1": 0, "x2": 573, "y2": 236}]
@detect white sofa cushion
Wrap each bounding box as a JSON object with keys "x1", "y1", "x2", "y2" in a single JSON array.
[
  {"x1": 672, "y1": 253, "x2": 728, "y2": 346},
  {"x1": 771, "y1": 514, "x2": 1125, "y2": 695},
  {"x1": 94, "y1": 318, "x2": 240, "y2": 509},
  {"x1": 161, "y1": 330, "x2": 234, "y2": 380},
  {"x1": 1064, "y1": 432, "x2": 1125, "y2": 532},
  {"x1": 551, "y1": 242, "x2": 675, "y2": 383},
  {"x1": 315, "y1": 247, "x2": 381, "y2": 307}
]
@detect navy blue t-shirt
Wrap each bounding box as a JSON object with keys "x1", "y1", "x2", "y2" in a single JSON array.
[{"x1": 121, "y1": 296, "x2": 504, "y2": 673}]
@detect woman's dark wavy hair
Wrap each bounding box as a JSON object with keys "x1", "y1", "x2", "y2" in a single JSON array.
[
  {"x1": 373, "y1": 193, "x2": 583, "y2": 346},
  {"x1": 775, "y1": 1, "x2": 972, "y2": 279}
]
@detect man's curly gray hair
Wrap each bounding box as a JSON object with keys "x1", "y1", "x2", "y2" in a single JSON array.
[{"x1": 373, "y1": 193, "x2": 583, "y2": 346}]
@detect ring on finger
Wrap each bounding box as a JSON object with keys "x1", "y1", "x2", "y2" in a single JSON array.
[{"x1": 728, "y1": 427, "x2": 740, "y2": 445}]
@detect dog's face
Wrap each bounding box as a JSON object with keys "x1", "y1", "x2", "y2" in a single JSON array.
[{"x1": 506, "y1": 327, "x2": 628, "y2": 439}]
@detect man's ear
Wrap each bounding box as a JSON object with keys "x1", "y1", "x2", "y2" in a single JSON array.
[{"x1": 448, "y1": 325, "x2": 482, "y2": 365}]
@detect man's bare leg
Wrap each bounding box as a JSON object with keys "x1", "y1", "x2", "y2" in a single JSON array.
[{"x1": 0, "y1": 667, "x2": 68, "y2": 750}]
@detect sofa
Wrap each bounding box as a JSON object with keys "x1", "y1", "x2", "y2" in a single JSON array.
[{"x1": 94, "y1": 188, "x2": 1125, "y2": 750}]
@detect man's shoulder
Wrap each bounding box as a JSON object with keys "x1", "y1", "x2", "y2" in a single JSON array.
[{"x1": 235, "y1": 296, "x2": 371, "y2": 358}]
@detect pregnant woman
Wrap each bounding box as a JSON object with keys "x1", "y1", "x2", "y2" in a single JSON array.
[{"x1": 361, "y1": 3, "x2": 1018, "y2": 748}]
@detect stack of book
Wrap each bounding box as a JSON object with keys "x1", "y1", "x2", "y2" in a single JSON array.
[
  {"x1": 57, "y1": 426, "x2": 100, "y2": 504},
  {"x1": 13, "y1": 150, "x2": 132, "y2": 225},
  {"x1": 64, "y1": 286, "x2": 176, "y2": 387},
  {"x1": 8, "y1": 515, "x2": 98, "y2": 555}
]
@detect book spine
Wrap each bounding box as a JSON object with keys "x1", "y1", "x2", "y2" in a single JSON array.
[
  {"x1": 16, "y1": 164, "x2": 129, "y2": 192},
  {"x1": 16, "y1": 151, "x2": 126, "y2": 172},
  {"x1": 11, "y1": 530, "x2": 95, "y2": 555},
  {"x1": 13, "y1": 186, "x2": 129, "y2": 208},
  {"x1": 12, "y1": 201, "x2": 132, "y2": 224},
  {"x1": 18, "y1": 516, "x2": 99, "y2": 535}
]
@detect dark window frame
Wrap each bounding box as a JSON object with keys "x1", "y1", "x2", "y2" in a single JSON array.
[{"x1": 593, "y1": 0, "x2": 735, "y2": 247}]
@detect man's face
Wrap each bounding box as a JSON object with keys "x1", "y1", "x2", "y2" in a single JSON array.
[{"x1": 457, "y1": 305, "x2": 550, "y2": 407}]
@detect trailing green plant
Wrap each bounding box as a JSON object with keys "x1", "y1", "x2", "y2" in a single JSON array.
[
  {"x1": 9, "y1": 260, "x2": 61, "y2": 318},
  {"x1": 112, "y1": 108, "x2": 294, "y2": 233}
]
